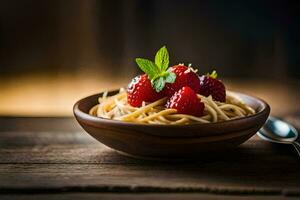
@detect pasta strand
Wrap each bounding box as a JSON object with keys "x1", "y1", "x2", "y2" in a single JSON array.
[{"x1": 90, "y1": 90, "x2": 256, "y2": 124}]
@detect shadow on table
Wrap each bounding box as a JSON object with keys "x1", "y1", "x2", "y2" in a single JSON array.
[
  {"x1": 99, "y1": 141, "x2": 300, "y2": 190},
  {"x1": 104, "y1": 140, "x2": 296, "y2": 164}
]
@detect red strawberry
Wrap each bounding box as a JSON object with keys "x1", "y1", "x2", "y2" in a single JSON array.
[
  {"x1": 166, "y1": 86, "x2": 204, "y2": 117},
  {"x1": 164, "y1": 65, "x2": 200, "y2": 97},
  {"x1": 127, "y1": 74, "x2": 162, "y2": 107},
  {"x1": 199, "y1": 70, "x2": 226, "y2": 102}
]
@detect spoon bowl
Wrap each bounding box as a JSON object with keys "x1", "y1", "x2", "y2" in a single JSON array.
[{"x1": 257, "y1": 117, "x2": 300, "y2": 156}]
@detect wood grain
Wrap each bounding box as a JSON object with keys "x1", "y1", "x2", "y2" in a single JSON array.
[
  {"x1": 0, "y1": 163, "x2": 299, "y2": 192},
  {"x1": 0, "y1": 117, "x2": 81, "y2": 132},
  {"x1": 1, "y1": 193, "x2": 297, "y2": 200},
  {"x1": 0, "y1": 117, "x2": 299, "y2": 199}
]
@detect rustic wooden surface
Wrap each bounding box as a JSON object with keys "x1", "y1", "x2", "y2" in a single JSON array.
[{"x1": 0, "y1": 117, "x2": 299, "y2": 200}]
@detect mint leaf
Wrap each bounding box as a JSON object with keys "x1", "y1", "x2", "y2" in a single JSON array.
[
  {"x1": 135, "y1": 46, "x2": 175, "y2": 92},
  {"x1": 155, "y1": 46, "x2": 169, "y2": 71},
  {"x1": 164, "y1": 72, "x2": 176, "y2": 83},
  {"x1": 152, "y1": 76, "x2": 165, "y2": 92},
  {"x1": 135, "y1": 58, "x2": 160, "y2": 80}
]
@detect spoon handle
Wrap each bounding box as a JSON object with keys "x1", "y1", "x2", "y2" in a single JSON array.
[{"x1": 292, "y1": 141, "x2": 300, "y2": 158}]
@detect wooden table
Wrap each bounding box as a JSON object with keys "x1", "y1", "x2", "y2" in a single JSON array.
[{"x1": 0, "y1": 117, "x2": 299, "y2": 200}]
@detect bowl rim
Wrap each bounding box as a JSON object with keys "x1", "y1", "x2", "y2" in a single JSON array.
[{"x1": 73, "y1": 90, "x2": 270, "y2": 128}]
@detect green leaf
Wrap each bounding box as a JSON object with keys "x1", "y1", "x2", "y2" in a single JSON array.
[
  {"x1": 155, "y1": 46, "x2": 169, "y2": 71},
  {"x1": 164, "y1": 72, "x2": 176, "y2": 83},
  {"x1": 135, "y1": 46, "x2": 173, "y2": 92},
  {"x1": 135, "y1": 58, "x2": 160, "y2": 79},
  {"x1": 152, "y1": 76, "x2": 166, "y2": 92},
  {"x1": 206, "y1": 70, "x2": 217, "y2": 79}
]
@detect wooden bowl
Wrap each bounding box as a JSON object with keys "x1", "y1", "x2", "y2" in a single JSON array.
[{"x1": 73, "y1": 90, "x2": 270, "y2": 159}]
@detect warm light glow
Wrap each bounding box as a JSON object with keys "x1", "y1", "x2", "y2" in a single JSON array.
[
  {"x1": 0, "y1": 73, "x2": 128, "y2": 116},
  {"x1": 0, "y1": 75, "x2": 299, "y2": 116}
]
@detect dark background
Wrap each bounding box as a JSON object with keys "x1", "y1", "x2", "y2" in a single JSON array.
[
  {"x1": 0, "y1": 0, "x2": 300, "y2": 79},
  {"x1": 1, "y1": 0, "x2": 300, "y2": 116}
]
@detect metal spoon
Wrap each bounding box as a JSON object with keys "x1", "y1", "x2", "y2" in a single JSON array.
[{"x1": 257, "y1": 116, "x2": 300, "y2": 157}]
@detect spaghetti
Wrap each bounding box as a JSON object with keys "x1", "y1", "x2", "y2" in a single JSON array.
[{"x1": 89, "y1": 88, "x2": 256, "y2": 125}]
